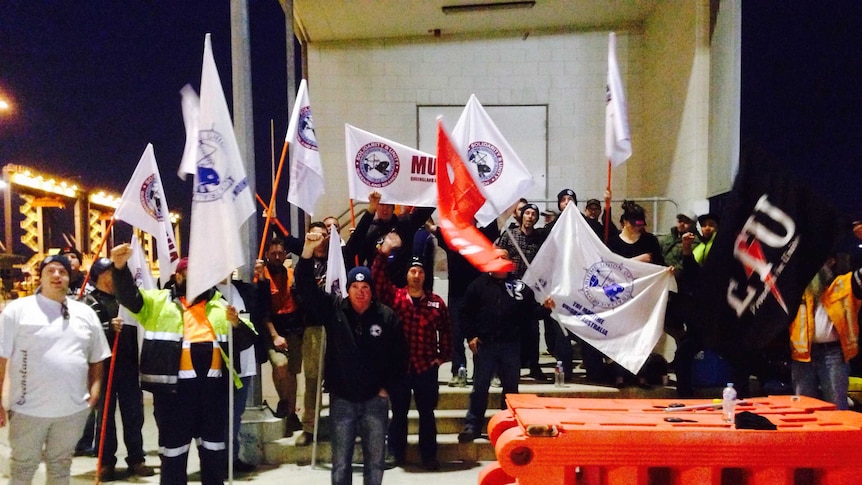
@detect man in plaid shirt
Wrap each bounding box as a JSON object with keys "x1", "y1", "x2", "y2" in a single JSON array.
[{"x1": 373, "y1": 232, "x2": 452, "y2": 471}]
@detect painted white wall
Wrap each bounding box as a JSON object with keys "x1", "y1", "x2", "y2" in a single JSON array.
[{"x1": 304, "y1": 5, "x2": 715, "y2": 234}]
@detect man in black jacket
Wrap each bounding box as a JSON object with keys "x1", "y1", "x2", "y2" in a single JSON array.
[
  {"x1": 457, "y1": 259, "x2": 552, "y2": 443},
  {"x1": 80, "y1": 258, "x2": 153, "y2": 481},
  {"x1": 295, "y1": 231, "x2": 407, "y2": 485}
]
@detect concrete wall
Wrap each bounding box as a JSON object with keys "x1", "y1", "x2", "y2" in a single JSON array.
[
  {"x1": 304, "y1": 6, "x2": 713, "y2": 233},
  {"x1": 636, "y1": 0, "x2": 712, "y2": 230}
]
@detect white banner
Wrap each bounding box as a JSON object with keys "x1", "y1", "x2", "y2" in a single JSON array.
[
  {"x1": 114, "y1": 143, "x2": 180, "y2": 287},
  {"x1": 286, "y1": 79, "x2": 325, "y2": 216},
  {"x1": 178, "y1": 34, "x2": 255, "y2": 301},
  {"x1": 451, "y1": 94, "x2": 535, "y2": 226},
  {"x1": 523, "y1": 205, "x2": 675, "y2": 374},
  {"x1": 344, "y1": 124, "x2": 437, "y2": 207}
]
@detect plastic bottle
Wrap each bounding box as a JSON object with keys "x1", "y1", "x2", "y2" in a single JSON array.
[
  {"x1": 722, "y1": 382, "x2": 737, "y2": 423},
  {"x1": 554, "y1": 361, "x2": 565, "y2": 388},
  {"x1": 457, "y1": 365, "x2": 468, "y2": 388}
]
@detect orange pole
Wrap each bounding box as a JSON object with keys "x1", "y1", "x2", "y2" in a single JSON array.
[
  {"x1": 255, "y1": 193, "x2": 290, "y2": 237},
  {"x1": 603, "y1": 159, "x2": 611, "y2": 243},
  {"x1": 95, "y1": 330, "x2": 121, "y2": 484},
  {"x1": 78, "y1": 217, "x2": 117, "y2": 299},
  {"x1": 349, "y1": 199, "x2": 359, "y2": 266},
  {"x1": 257, "y1": 141, "x2": 289, "y2": 261}
]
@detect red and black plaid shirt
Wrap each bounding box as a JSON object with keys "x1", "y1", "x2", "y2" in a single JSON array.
[{"x1": 372, "y1": 253, "x2": 452, "y2": 375}]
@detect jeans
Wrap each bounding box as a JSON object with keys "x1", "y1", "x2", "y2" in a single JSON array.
[
  {"x1": 449, "y1": 296, "x2": 468, "y2": 377},
  {"x1": 464, "y1": 341, "x2": 520, "y2": 434},
  {"x1": 387, "y1": 366, "x2": 439, "y2": 462},
  {"x1": 792, "y1": 341, "x2": 850, "y2": 409},
  {"x1": 9, "y1": 408, "x2": 91, "y2": 484},
  {"x1": 230, "y1": 376, "x2": 253, "y2": 461},
  {"x1": 330, "y1": 394, "x2": 389, "y2": 485}
]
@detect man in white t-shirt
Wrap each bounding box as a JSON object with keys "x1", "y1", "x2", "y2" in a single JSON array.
[{"x1": 0, "y1": 254, "x2": 111, "y2": 484}]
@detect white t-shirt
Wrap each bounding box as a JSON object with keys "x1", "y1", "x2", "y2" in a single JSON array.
[{"x1": 0, "y1": 293, "x2": 111, "y2": 417}]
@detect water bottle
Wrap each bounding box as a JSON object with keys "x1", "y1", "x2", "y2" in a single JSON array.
[
  {"x1": 554, "y1": 361, "x2": 565, "y2": 388},
  {"x1": 722, "y1": 382, "x2": 737, "y2": 423},
  {"x1": 457, "y1": 365, "x2": 468, "y2": 388}
]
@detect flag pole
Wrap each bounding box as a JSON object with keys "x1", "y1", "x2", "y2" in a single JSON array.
[
  {"x1": 604, "y1": 159, "x2": 612, "y2": 243},
  {"x1": 349, "y1": 199, "x2": 359, "y2": 266},
  {"x1": 78, "y1": 217, "x2": 117, "y2": 299},
  {"x1": 95, "y1": 330, "x2": 121, "y2": 485},
  {"x1": 257, "y1": 141, "x2": 289, "y2": 261},
  {"x1": 255, "y1": 193, "x2": 290, "y2": 236}
]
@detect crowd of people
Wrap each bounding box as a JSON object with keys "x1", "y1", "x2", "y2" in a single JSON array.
[{"x1": 0, "y1": 192, "x2": 859, "y2": 485}]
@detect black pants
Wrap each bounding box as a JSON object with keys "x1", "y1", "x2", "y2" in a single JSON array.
[
  {"x1": 153, "y1": 344, "x2": 228, "y2": 485},
  {"x1": 98, "y1": 368, "x2": 146, "y2": 468},
  {"x1": 387, "y1": 365, "x2": 439, "y2": 462}
]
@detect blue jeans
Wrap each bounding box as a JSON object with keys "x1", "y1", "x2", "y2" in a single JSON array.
[
  {"x1": 792, "y1": 341, "x2": 850, "y2": 409},
  {"x1": 330, "y1": 394, "x2": 389, "y2": 485},
  {"x1": 230, "y1": 376, "x2": 253, "y2": 461},
  {"x1": 464, "y1": 341, "x2": 520, "y2": 434}
]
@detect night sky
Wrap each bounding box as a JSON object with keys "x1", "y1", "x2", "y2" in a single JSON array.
[
  {"x1": 1, "y1": 2, "x2": 860, "y2": 255},
  {"x1": 0, "y1": 1, "x2": 288, "y2": 252}
]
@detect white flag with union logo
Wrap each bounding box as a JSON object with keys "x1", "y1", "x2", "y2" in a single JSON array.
[
  {"x1": 178, "y1": 34, "x2": 255, "y2": 301},
  {"x1": 451, "y1": 94, "x2": 535, "y2": 226},
  {"x1": 114, "y1": 143, "x2": 180, "y2": 287},
  {"x1": 286, "y1": 79, "x2": 325, "y2": 216},
  {"x1": 345, "y1": 124, "x2": 437, "y2": 207},
  {"x1": 606, "y1": 32, "x2": 632, "y2": 167},
  {"x1": 523, "y1": 205, "x2": 675, "y2": 374}
]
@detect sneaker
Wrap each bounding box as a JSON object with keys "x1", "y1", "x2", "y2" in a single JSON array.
[
  {"x1": 233, "y1": 459, "x2": 257, "y2": 473},
  {"x1": 447, "y1": 376, "x2": 460, "y2": 387},
  {"x1": 74, "y1": 446, "x2": 97, "y2": 457},
  {"x1": 491, "y1": 376, "x2": 502, "y2": 388},
  {"x1": 99, "y1": 466, "x2": 115, "y2": 482},
  {"x1": 129, "y1": 462, "x2": 155, "y2": 477},
  {"x1": 294, "y1": 431, "x2": 313, "y2": 447},
  {"x1": 457, "y1": 429, "x2": 478, "y2": 443},
  {"x1": 285, "y1": 413, "x2": 303, "y2": 433}
]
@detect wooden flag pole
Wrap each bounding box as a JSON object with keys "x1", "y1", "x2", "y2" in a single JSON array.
[{"x1": 348, "y1": 199, "x2": 359, "y2": 266}]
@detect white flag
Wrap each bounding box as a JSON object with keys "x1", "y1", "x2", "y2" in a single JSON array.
[
  {"x1": 345, "y1": 124, "x2": 436, "y2": 207},
  {"x1": 523, "y1": 205, "x2": 675, "y2": 374},
  {"x1": 326, "y1": 228, "x2": 348, "y2": 298},
  {"x1": 606, "y1": 32, "x2": 632, "y2": 166},
  {"x1": 452, "y1": 94, "x2": 535, "y2": 226},
  {"x1": 118, "y1": 235, "x2": 155, "y2": 356},
  {"x1": 114, "y1": 143, "x2": 180, "y2": 287},
  {"x1": 286, "y1": 79, "x2": 325, "y2": 216},
  {"x1": 178, "y1": 34, "x2": 256, "y2": 301}
]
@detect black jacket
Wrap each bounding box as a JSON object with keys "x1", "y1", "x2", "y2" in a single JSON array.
[
  {"x1": 80, "y1": 288, "x2": 139, "y2": 378},
  {"x1": 461, "y1": 273, "x2": 547, "y2": 344},
  {"x1": 294, "y1": 257, "x2": 407, "y2": 402}
]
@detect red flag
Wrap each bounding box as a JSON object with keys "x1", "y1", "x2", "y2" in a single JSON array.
[{"x1": 436, "y1": 119, "x2": 514, "y2": 273}]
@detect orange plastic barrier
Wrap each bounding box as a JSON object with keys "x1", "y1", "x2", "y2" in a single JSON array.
[{"x1": 480, "y1": 395, "x2": 862, "y2": 485}]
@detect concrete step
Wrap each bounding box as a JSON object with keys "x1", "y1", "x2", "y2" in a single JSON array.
[{"x1": 263, "y1": 432, "x2": 497, "y2": 465}]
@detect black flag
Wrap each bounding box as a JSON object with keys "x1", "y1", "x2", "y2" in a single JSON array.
[{"x1": 697, "y1": 143, "x2": 841, "y2": 359}]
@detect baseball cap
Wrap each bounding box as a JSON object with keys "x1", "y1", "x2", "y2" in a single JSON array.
[{"x1": 586, "y1": 198, "x2": 602, "y2": 209}]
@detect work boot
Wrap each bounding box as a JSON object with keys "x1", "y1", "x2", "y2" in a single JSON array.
[
  {"x1": 285, "y1": 413, "x2": 302, "y2": 433},
  {"x1": 99, "y1": 466, "x2": 116, "y2": 482},
  {"x1": 129, "y1": 462, "x2": 155, "y2": 477}
]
